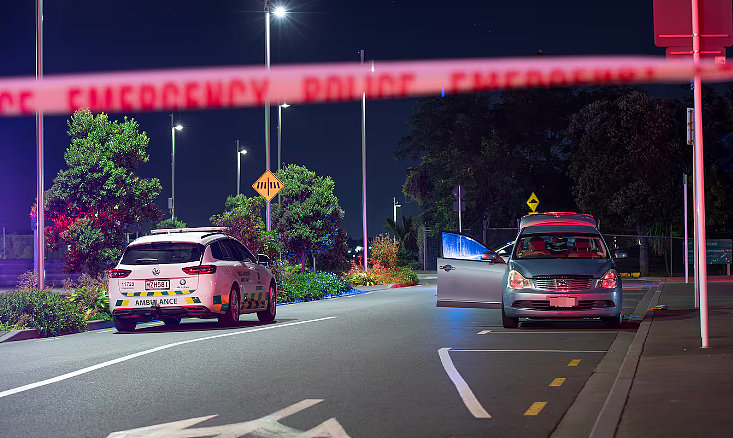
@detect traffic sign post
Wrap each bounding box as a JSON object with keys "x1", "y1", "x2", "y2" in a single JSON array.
[
  {"x1": 526, "y1": 192, "x2": 539, "y2": 214},
  {"x1": 653, "y1": 0, "x2": 732, "y2": 348},
  {"x1": 252, "y1": 170, "x2": 284, "y2": 202},
  {"x1": 452, "y1": 185, "x2": 466, "y2": 233}
]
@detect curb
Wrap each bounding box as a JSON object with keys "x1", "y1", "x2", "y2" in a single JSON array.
[
  {"x1": 0, "y1": 319, "x2": 115, "y2": 343},
  {"x1": 389, "y1": 283, "x2": 419, "y2": 289},
  {"x1": 588, "y1": 284, "x2": 663, "y2": 438}
]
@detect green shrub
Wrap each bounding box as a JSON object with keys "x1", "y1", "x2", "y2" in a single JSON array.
[
  {"x1": 395, "y1": 267, "x2": 419, "y2": 285},
  {"x1": 64, "y1": 272, "x2": 111, "y2": 321},
  {"x1": 0, "y1": 289, "x2": 86, "y2": 336},
  {"x1": 279, "y1": 272, "x2": 352, "y2": 303}
]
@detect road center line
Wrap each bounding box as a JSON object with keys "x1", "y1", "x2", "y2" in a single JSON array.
[
  {"x1": 549, "y1": 378, "x2": 566, "y2": 387},
  {"x1": 524, "y1": 402, "x2": 548, "y2": 416},
  {"x1": 451, "y1": 349, "x2": 606, "y2": 353},
  {"x1": 568, "y1": 359, "x2": 582, "y2": 366},
  {"x1": 477, "y1": 330, "x2": 491, "y2": 335},
  {"x1": 438, "y1": 348, "x2": 491, "y2": 419},
  {"x1": 0, "y1": 316, "x2": 336, "y2": 399}
]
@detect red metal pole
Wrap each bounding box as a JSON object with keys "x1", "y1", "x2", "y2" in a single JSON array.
[{"x1": 691, "y1": 0, "x2": 710, "y2": 348}]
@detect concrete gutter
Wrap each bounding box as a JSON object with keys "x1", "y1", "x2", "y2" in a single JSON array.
[
  {"x1": 551, "y1": 283, "x2": 661, "y2": 438},
  {"x1": 588, "y1": 284, "x2": 662, "y2": 438},
  {"x1": 0, "y1": 319, "x2": 115, "y2": 343}
]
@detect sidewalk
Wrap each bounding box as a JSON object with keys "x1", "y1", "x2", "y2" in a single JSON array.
[{"x1": 613, "y1": 281, "x2": 733, "y2": 437}]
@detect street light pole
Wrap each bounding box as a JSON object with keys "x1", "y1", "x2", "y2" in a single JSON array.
[
  {"x1": 361, "y1": 50, "x2": 369, "y2": 271},
  {"x1": 237, "y1": 140, "x2": 241, "y2": 197},
  {"x1": 35, "y1": 0, "x2": 45, "y2": 289},
  {"x1": 278, "y1": 103, "x2": 290, "y2": 205},
  {"x1": 264, "y1": 1, "x2": 272, "y2": 231},
  {"x1": 170, "y1": 117, "x2": 183, "y2": 219},
  {"x1": 237, "y1": 141, "x2": 247, "y2": 197},
  {"x1": 393, "y1": 197, "x2": 401, "y2": 243}
]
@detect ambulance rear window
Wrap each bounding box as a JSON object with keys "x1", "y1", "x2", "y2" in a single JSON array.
[{"x1": 121, "y1": 242, "x2": 204, "y2": 265}]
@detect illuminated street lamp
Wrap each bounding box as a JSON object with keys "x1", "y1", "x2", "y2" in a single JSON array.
[
  {"x1": 170, "y1": 116, "x2": 183, "y2": 218},
  {"x1": 236, "y1": 140, "x2": 248, "y2": 196},
  {"x1": 264, "y1": 2, "x2": 287, "y2": 231}
]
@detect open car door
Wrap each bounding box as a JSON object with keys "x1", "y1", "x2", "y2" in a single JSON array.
[{"x1": 437, "y1": 231, "x2": 507, "y2": 309}]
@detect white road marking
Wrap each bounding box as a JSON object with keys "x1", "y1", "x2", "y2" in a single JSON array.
[
  {"x1": 477, "y1": 330, "x2": 491, "y2": 335},
  {"x1": 424, "y1": 276, "x2": 437, "y2": 279},
  {"x1": 481, "y1": 331, "x2": 616, "y2": 334},
  {"x1": 438, "y1": 348, "x2": 491, "y2": 419},
  {"x1": 451, "y1": 349, "x2": 606, "y2": 353},
  {"x1": 106, "y1": 399, "x2": 351, "y2": 438},
  {"x1": 0, "y1": 317, "x2": 336, "y2": 399}
]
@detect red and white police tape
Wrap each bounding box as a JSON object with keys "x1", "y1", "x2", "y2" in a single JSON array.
[{"x1": 1, "y1": 56, "x2": 732, "y2": 116}]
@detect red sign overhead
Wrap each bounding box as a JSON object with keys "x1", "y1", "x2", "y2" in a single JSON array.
[
  {"x1": 654, "y1": 0, "x2": 733, "y2": 51},
  {"x1": 666, "y1": 46, "x2": 726, "y2": 61}
]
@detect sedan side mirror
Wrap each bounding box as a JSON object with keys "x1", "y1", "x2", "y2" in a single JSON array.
[
  {"x1": 257, "y1": 254, "x2": 270, "y2": 265},
  {"x1": 614, "y1": 250, "x2": 628, "y2": 259},
  {"x1": 481, "y1": 251, "x2": 498, "y2": 262}
]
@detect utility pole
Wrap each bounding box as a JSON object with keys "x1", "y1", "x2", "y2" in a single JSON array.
[{"x1": 393, "y1": 197, "x2": 401, "y2": 242}]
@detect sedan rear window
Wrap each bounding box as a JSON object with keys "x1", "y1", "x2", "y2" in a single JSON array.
[
  {"x1": 121, "y1": 242, "x2": 204, "y2": 265},
  {"x1": 514, "y1": 234, "x2": 608, "y2": 259}
]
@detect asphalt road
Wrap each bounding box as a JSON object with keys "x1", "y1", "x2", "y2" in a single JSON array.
[{"x1": 0, "y1": 280, "x2": 653, "y2": 438}]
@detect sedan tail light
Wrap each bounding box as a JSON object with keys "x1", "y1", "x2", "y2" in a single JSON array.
[
  {"x1": 598, "y1": 269, "x2": 618, "y2": 289},
  {"x1": 109, "y1": 269, "x2": 132, "y2": 278},
  {"x1": 508, "y1": 270, "x2": 531, "y2": 289},
  {"x1": 182, "y1": 265, "x2": 217, "y2": 275}
]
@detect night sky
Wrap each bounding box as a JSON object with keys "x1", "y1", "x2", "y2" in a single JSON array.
[{"x1": 0, "y1": 0, "x2": 661, "y2": 238}]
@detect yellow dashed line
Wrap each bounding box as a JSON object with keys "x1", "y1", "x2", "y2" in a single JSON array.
[
  {"x1": 35, "y1": 337, "x2": 61, "y2": 342},
  {"x1": 549, "y1": 378, "x2": 566, "y2": 387},
  {"x1": 97, "y1": 328, "x2": 116, "y2": 333},
  {"x1": 524, "y1": 402, "x2": 547, "y2": 416},
  {"x1": 363, "y1": 292, "x2": 373, "y2": 295},
  {"x1": 568, "y1": 359, "x2": 581, "y2": 367}
]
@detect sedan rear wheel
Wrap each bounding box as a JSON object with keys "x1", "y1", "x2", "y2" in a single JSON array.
[
  {"x1": 602, "y1": 313, "x2": 623, "y2": 329},
  {"x1": 113, "y1": 316, "x2": 136, "y2": 333},
  {"x1": 218, "y1": 288, "x2": 240, "y2": 327},
  {"x1": 163, "y1": 318, "x2": 181, "y2": 327},
  {"x1": 257, "y1": 282, "x2": 277, "y2": 322}
]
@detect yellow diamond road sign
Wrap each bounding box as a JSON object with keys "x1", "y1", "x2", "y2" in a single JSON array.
[
  {"x1": 252, "y1": 170, "x2": 284, "y2": 202},
  {"x1": 527, "y1": 192, "x2": 539, "y2": 212}
]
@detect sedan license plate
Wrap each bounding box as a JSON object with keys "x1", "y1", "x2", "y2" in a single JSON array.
[
  {"x1": 549, "y1": 296, "x2": 577, "y2": 307},
  {"x1": 145, "y1": 280, "x2": 170, "y2": 290}
]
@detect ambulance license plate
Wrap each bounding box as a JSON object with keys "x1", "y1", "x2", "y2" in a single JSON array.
[{"x1": 145, "y1": 280, "x2": 170, "y2": 290}]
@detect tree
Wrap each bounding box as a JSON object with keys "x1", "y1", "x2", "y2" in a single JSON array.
[
  {"x1": 210, "y1": 195, "x2": 279, "y2": 261},
  {"x1": 567, "y1": 91, "x2": 684, "y2": 275},
  {"x1": 398, "y1": 95, "x2": 525, "y2": 233},
  {"x1": 272, "y1": 164, "x2": 345, "y2": 273},
  {"x1": 154, "y1": 217, "x2": 187, "y2": 229},
  {"x1": 34, "y1": 110, "x2": 162, "y2": 275}
]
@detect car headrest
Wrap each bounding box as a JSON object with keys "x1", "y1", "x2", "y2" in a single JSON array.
[
  {"x1": 575, "y1": 239, "x2": 590, "y2": 250},
  {"x1": 529, "y1": 237, "x2": 545, "y2": 251}
]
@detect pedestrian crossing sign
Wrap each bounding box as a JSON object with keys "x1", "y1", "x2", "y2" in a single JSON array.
[{"x1": 252, "y1": 170, "x2": 284, "y2": 202}]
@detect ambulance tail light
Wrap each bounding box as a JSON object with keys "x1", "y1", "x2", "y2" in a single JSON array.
[
  {"x1": 110, "y1": 269, "x2": 132, "y2": 278},
  {"x1": 182, "y1": 265, "x2": 217, "y2": 275}
]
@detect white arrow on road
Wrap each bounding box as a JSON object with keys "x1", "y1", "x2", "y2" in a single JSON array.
[{"x1": 106, "y1": 399, "x2": 351, "y2": 438}]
